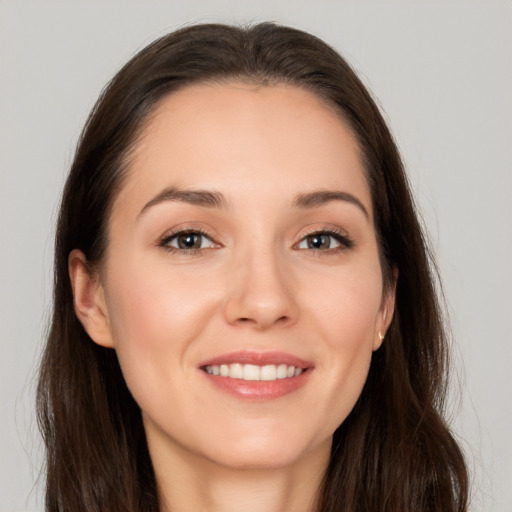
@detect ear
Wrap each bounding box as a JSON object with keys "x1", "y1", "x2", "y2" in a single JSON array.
[
  {"x1": 68, "y1": 249, "x2": 115, "y2": 348},
  {"x1": 373, "y1": 267, "x2": 398, "y2": 351}
]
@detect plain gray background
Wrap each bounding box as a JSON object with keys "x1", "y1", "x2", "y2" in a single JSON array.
[{"x1": 1, "y1": 1, "x2": 510, "y2": 511}]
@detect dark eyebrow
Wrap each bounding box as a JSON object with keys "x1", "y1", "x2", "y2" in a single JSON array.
[
  {"x1": 138, "y1": 187, "x2": 227, "y2": 218},
  {"x1": 293, "y1": 190, "x2": 369, "y2": 218}
]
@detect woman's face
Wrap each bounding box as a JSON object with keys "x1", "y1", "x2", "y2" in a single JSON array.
[{"x1": 74, "y1": 82, "x2": 394, "y2": 471}]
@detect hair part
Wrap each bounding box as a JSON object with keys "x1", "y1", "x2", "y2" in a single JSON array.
[{"x1": 37, "y1": 22, "x2": 468, "y2": 512}]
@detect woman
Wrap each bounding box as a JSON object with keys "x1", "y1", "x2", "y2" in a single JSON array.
[{"x1": 37, "y1": 22, "x2": 469, "y2": 511}]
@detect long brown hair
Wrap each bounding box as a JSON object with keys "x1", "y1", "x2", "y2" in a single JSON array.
[{"x1": 37, "y1": 23, "x2": 468, "y2": 511}]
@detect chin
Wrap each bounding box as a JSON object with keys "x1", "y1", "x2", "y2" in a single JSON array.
[{"x1": 198, "y1": 426, "x2": 332, "y2": 471}]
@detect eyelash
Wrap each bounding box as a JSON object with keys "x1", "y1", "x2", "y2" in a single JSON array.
[
  {"x1": 158, "y1": 228, "x2": 218, "y2": 255},
  {"x1": 158, "y1": 227, "x2": 354, "y2": 255},
  {"x1": 296, "y1": 228, "x2": 354, "y2": 254}
]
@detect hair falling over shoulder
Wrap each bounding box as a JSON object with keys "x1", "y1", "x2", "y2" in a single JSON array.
[{"x1": 37, "y1": 22, "x2": 469, "y2": 512}]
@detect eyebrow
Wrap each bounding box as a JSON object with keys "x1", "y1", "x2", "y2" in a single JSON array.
[
  {"x1": 293, "y1": 190, "x2": 369, "y2": 218},
  {"x1": 138, "y1": 187, "x2": 369, "y2": 219},
  {"x1": 138, "y1": 187, "x2": 228, "y2": 217}
]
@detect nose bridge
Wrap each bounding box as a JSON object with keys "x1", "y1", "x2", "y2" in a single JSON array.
[{"x1": 223, "y1": 236, "x2": 297, "y2": 329}]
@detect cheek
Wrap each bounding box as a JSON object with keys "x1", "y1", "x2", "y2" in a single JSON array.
[
  {"x1": 304, "y1": 265, "x2": 382, "y2": 427},
  {"x1": 309, "y1": 262, "x2": 383, "y2": 344},
  {"x1": 103, "y1": 259, "x2": 220, "y2": 402},
  {"x1": 106, "y1": 256, "x2": 217, "y2": 344}
]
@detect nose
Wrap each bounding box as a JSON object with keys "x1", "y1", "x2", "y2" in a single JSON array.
[{"x1": 223, "y1": 248, "x2": 299, "y2": 330}]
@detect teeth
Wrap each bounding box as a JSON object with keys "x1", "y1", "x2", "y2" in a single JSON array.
[
  {"x1": 230, "y1": 363, "x2": 243, "y2": 379},
  {"x1": 243, "y1": 364, "x2": 260, "y2": 381},
  {"x1": 260, "y1": 364, "x2": 276, "y2": 381},
  {"x1": 228, "y1": 363, "x2": 244, "y2": 379},
  {"x1": 277, "y1": 364, "x2": 288, "y2": 379},
  {"x1": 204, "y1": 363, "x2": 304, "y2": 381}
]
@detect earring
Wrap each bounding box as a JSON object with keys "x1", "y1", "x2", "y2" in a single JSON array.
[{"x1": 378, "y1": 331, "x2": 385, "y2": 342}]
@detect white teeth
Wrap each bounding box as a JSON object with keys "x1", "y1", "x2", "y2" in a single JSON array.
[
  {"x1": 277, "y1": 364, "x2": 288, "y2": 379},
  {"x1": 230, "y1": 363, "x2": 243, "y2": 379},
  {"x1": 260, "y1": 365, "x2": 277, "y2": 381},
  {"x1": 204, "y1": 363, "x2": 304, "y2": 381},
  {"x1": 243, "y1": 364, "x2": 260, "y2": 380}
]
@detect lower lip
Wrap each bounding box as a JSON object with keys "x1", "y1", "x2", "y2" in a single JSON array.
[{"x1": 201, "y1": 370, "x2": 312, "y2": 400}]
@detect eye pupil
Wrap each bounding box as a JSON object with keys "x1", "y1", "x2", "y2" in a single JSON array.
[
  {"x1": 178, "y1": 233, "x2": 201, "y2": 249},
  {"x1": 308, "y1": 234, "x2": 330, "y2": 249}
]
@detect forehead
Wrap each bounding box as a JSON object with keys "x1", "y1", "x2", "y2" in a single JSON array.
[{"x1": 113, "y1": 81, "x2": 372, "y2": 218}]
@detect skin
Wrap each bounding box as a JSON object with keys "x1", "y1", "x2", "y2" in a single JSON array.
[{"x1": 70, "y1": 82, "x2": 395, "y2": 512}]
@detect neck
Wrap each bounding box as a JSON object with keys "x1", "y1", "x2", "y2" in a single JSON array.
[{"x1": 147, "y1": 430, "x2": 330, "y2": 512}]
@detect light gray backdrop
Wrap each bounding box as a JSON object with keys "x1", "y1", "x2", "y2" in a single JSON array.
[{"x1": 1, "y1": 1, "x2": 510, "y2": 511}]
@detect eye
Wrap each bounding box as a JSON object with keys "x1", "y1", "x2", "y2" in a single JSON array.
[
  {"x1": 296, "y1": 231, "x2": 353, "y2": 251},
  {"x1": 160, "y1": 230, "x2": 216, "y2": 251}
]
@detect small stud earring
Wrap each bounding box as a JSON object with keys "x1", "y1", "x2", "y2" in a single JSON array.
[{"x1": 378, "y1": 331, "x2": 385, "y2": 342}]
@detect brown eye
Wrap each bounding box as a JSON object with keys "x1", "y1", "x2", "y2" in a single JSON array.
[
  {"x1": 297, "y1": 233, "x2": 343, "y2": 250},
  {"x1": 306, "y1": 234, "x2": 333, "y2": 249},
  {"x1": 162, "y1": 231, "x2": 215, "y2": 251},
  {"x1": 177, "y1": 233, "x2": 202, "y2": 249}
]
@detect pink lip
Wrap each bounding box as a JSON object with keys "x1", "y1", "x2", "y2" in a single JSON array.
[
  {"x1": 198, "y1": 350, "x2": 314, "y2": 401},
  {"x1": 198, "y1": 350, "x2": 313, "y2": 368}
]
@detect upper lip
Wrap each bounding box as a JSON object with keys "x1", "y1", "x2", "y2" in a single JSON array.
[{"x1": 198, "y1": 350, "x2": 313, "y2": 369}]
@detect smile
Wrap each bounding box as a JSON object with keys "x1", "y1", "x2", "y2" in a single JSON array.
[
  {"x1": 203, "y1": 363, "x2": 303, "y2": 381},
  {"x1": 199, "y1": 351, "x2": 313, "y2": 400}
]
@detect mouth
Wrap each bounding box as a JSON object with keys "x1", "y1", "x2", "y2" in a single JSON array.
[
  {"x1": 202, "y1": 363, "x2": 304, "y2": 381},
  {"x1": 198, "y1": 351, "x2": 313, "y2": 400}
]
